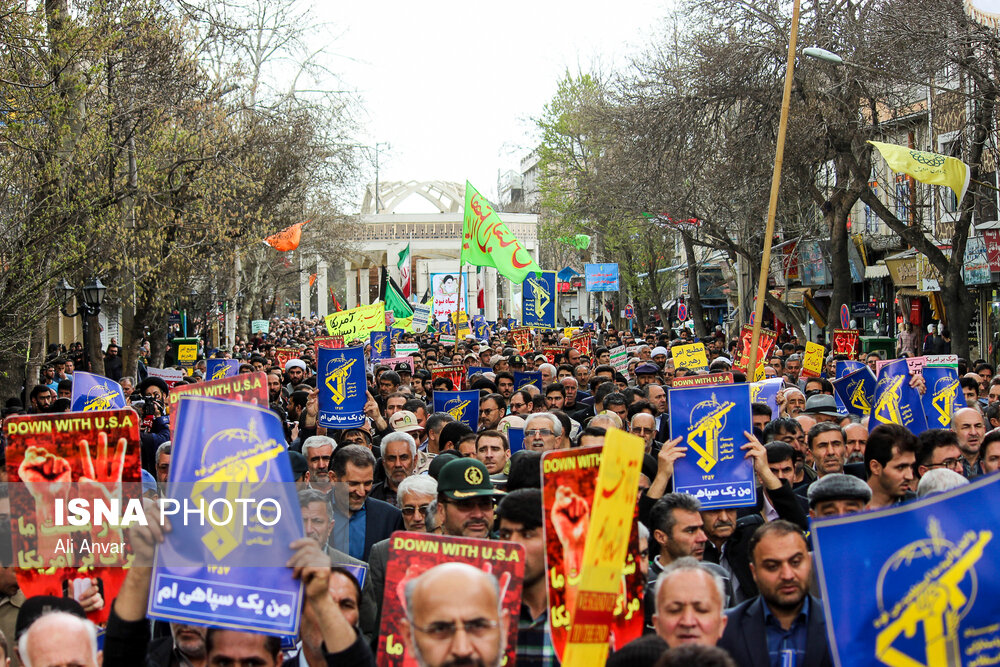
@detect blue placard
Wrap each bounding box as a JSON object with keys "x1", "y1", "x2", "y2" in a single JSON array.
[
  {"x1": 522, "y1": 271, "x2": 557, "y2": 329},
  {"x1": 390, "y1": 327, "x2": 404, "y2": 341},
  {"x1": 467, "y1": 366, "x2": 492, "y2": 378},
  {"x1": 668, "y1": 383, "x2": 756, "y2": 509},
  {"x1": 507, "y1": 428, "x2": 525, "y2": 454},
  {"x1": 812, "y1": 475, "x2": 1000, "y2": 667},
  {"x1": 370, "y1": 330, "x2": 391, "y2": 362},
  {"x1": 513, "y1": 371, "x2": 542, "y2": 391},
  {"x1": 832, "y1": 366, "x2": 877, "y2": 416},
  {"x1": 584, "y1": 263, "x2": 620, "y2": 292},
  {"x1": 318, "y1": 346, "x2": 367, "y2": 428},
  {"x1": 835, "y1": 359, "x2": 866, "y2": 379},
  {"x1": 922, "y1": 365, "x2": 962, "y2": 429},
  {"x1": 749, "y1": 378, "x2": 783, "y2": 417},
  {"x1": 70, "y1": 371, "x2": 127, "y2": 412},
  {"x1": 148, "y1": 396, "x2": 304, "y2": 636},
  {"x1": 433, "y1": 390, "x2": 480, "y2": 431},
  {"x1": 870, "y1": 359, "x2": 928, "y2": 434},
  {"x1": 206, "y1": 359, "x2": 240, "y2": 381}
]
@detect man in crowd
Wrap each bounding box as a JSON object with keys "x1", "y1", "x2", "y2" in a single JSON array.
[
  {"x1": 952, "y1": 407, "x2": 986, "y2": 478},
  {"x1": 651, "y1": 558, "x2": 728, "y2": 649},
  {"x1": 865, "y1": 424, "x2": 917, "y2": 509},
  {"x1": 328, "y1": 445, "x2": 403, "y2": 561},
  {"x1": 370, "y1": 432, "x2": 417, "y2": 507}
]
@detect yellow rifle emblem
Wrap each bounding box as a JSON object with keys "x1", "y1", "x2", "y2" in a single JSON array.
[
  {"x1": 211, "y1": 363, "x2": 230, "y2": 380},
  {"x1": 83, "y1": 390, "x2": 116, "y2": 412},
  {"x1": 873, "y1": 375, "x2": 905, "y2": 425},
  {"x1": 325, "y1": 358, "x2": 357, "y2": 405},
  {"x1": 447, "y1": 400, "x2": 471, "y2": 421},
  {"x1": 931, "y1": 379, "x2": 959, "y2": 427},
  {"x1": 191, "y1": 443, "x2": 284, "y2": 560},
  {"x1": 527, "y1": 277, "x2": 550, "y2": 317},
  {"x1": 373, "y1": 336, "x2": 384, "y2": 353},
  {"x1": 687, "y1": 399, "x2": 735, "y2": 472},
  {"x1": 875, "y1": 530, "x2": 992, "y2": 667},
  {"x1": 850, "y1": 380, "x2": 871, "y2": 413}
]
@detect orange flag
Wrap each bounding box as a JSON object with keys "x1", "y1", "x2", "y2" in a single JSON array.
[
  {"x1": 264, "y1": 220, "x2": 309, "y2": 252},
  {"x1": 308, "y1": 273, "x2": 317, "y2": 287}
]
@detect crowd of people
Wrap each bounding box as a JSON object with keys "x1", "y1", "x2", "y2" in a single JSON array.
[{"x1": 0, "y1": 316, "x2": 994, "y2": 667}]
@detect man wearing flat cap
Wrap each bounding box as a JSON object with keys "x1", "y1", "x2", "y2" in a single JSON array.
[
  {"x1": 802, "y1": 394, "x2": 842, "y2": 424},
  {"x1": 806, "y1": 473, "x2": 872, "y2": 519},
  {"x1": 435, "y1": 458, "x2": 504, "y2": 539},
  {"x1": 635, "y1": 363, "x2": 660, "y2": 388}
]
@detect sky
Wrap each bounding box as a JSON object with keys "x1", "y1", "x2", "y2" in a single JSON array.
[{"x1": 315, "y1": 0, "x2": 670, "y2": 212}]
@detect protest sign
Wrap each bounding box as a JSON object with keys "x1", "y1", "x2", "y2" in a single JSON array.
[
  {"x1": 870, "y1": 359, "x2": 928, "y2": 434},
  {"x1": 570, "y1": 331, "x2": 593, "y2": 356},
  {"x1": 324, "y1": 302, "x2": 386, "y2": 339},
  {"x1": 430, "y1": 364, "x2": 465, "y2": 390},
  {"x1": 832, "y1": 328, "x2": 860, "y2": 358},
  {"x1": 70, "y1": 371, "x2": 127, "y2": 412},
  {"x1": 749, "y1": 378, "x2": 784, "y2": 417},
  {"x1": 832, "y1": 367, "x2": 877, "y2": 417},
  {"x1": 507, "y1": 428, "x2": 525, "y2": 454},
  {"x1": 450, "y1": 310, "x2": 472, "y2": 338},
  {"x1": 431, "y1": 273, "x2": 466, "y2": 323},
  {"x1": 369, "y1": 330, "x2": 390, "y2": 362},
  {"x1": 251, "y1": 320, "x2": 269, "y2": 334},
  {"x1": 522, "y1": 271, "x2": 557, "y2": 329},
  {"x1": 542, "y1": 346, "x2": 564, "y2": 364},
  {"x1": 375, "y1": 532, "x2": 524, "y2": 667},
  {"x1": 668, "y1": 383, "x2": 755, "y2": 509},
  {"x1": 542, "y1": 443, "x2": 644, "y2": 661},
  {"x1": 813, "y1": 475, "x2": 1000, "y2": 667},
  {"x1": 5, "y1": 408, "x2": 141, "y2": 624},
  {"x1": 381, "y1": 357, "x2": 414, "y2": 374},
  {"x1": 147, "y1": 366, "x2": 185, "y2": 388},
  {"x1": 174, "y1": 337, "x2": 199, "y2": 375},
  {"x1": 584, "y1": 262, "x2": 620, "y2": 292},
  {"x1": 876, "y1": 356, "x2": 926, "y2": 377},
  {"x1": 670, "y1": 372, "x2": 734, "y2": 388},
  {"x1": 314, "y1": 334, "x2": 344, "y2": 361},
  {"x1": 273, "y1": 347, "x2": 300, "y2": 369},
  {"x1": 922, "y1": 365, "x2": 962, "y2": 429},
  {"x1": 672, "y1": 343, "x2": 709, "y2": 372},
  {"x1": 205, "y1": 359, "x2": 240, "y2": 381},
  {"x1": 395, "y1": 343, "x2": 419, "y2": 356},
  {"x1": 466, "y1": 366, "x2": 492, "y2": 378},
  {"x1": 433, "y1": 390, "x2": 480, "y2": 431},
  {"x1": 836, "y1": 359, "x2": 867, "y2": 379},
  {"x1": 926, "y1": 354, "x2": 959, "y2": 366},
  {"x1": 167, "y1": 372, "x2": 268, "y2": 433},
  {"x1": 734, "y1": 325, "x2": 776, "y2": 373},
  {"x1": 148, "y1": 397, "x2": 304, "y2": 636},
  {"x1": 511, "y1": 327, "x2": 533, "y2": 353},
  {"x1": 610, "y1": 345, "x2": 630, "y2": 379},
  {"x1": 800, "y1": 341, "x2": 825, "y2": 378},
  {"x1": 513, "y1": 371, "x2": 542, "y2": 390},
  {"x1": 561, "y1": 430, "x2": 644, "y2": 664},
  {"x1": 317, "y1": 346, "x2": 367, "y2": 429},
  {"x1": 410, "y1": 303, "x2": 431, "y2": 333}
]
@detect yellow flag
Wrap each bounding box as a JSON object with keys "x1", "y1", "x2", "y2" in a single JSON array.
[{"x1": 869, "y1": 141, "x2": 969, "y2": 205}]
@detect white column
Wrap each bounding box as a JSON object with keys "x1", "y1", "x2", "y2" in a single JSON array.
[
  {"x1": 485, "y1": 267, "x2": 499, "y2": 321},
  {"x1": 360, "y1": 267, "x2": 370, "y2": 305},
  {"x1": 345, "y1": 260, "x2": 357, "y2": 309},
  {"x1": 317, "y1": 258, "x2": 329, "y2": 317},
  {"x1": 299, "y1": 252, "x2": 310, "y2": 319}
]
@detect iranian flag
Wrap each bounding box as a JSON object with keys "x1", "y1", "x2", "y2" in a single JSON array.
[{"x1": 397, "y1": 243, "x2": 411, "y2": 299}]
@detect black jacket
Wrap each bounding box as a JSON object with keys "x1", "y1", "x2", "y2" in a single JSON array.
[
  {"x1": 328, "y1": 496, "x2": 403, "y2": 562},
  {"x1": 718, "y1": 595, "x2": 833, "y2": 667}
]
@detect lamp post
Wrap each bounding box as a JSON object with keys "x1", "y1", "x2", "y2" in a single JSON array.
[{"x1": 60, "y1": 278, "x2": 107, "y2": 372}]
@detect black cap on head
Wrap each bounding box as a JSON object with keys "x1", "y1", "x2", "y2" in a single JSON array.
[{"x1": 428, "y1": 451, "x2": 461, "y2": 480}]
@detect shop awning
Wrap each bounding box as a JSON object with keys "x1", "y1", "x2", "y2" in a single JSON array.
[{"x1": 865, "y1": 263, "x2": 890, "y2": 279}]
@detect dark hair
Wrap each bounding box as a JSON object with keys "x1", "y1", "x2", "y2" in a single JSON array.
[
  {"x1": 506, "y1": 450, "x2": 542, "y2": 491},
  {"x1": 403, "y1": 398, "x2": 428, "y2": 414},
  {"x1": 915, "y1": 429, "x2": 960, "y2": 468},
  {"x1": 439, "y1": 422, "x2": 473, "y2": 451},
  {"x1": 594, "y1": 382, "x2": 617, "y2": 403},
  {"x1": 476, "y1": 429, "x2": 509, "y2": 451},
  {"x1": 550, "y1": 410, "x2": 571, "y2": 441},
  {"x1": 764, "y1": 441, "x2": 795, "y2": 464},
  {"x1": 206, "y1": 628, "x2": 281, "y2": 658},
  {"x1": 655, "y1": 645, "x2": 737, "y2": 667},
  {"x1": 748, "y1": 519, "x2": 806, "y2": 562},
  {"x1": 960, "y1": 376, "x2": 980, "y2": 394},
  {"x1": 865, "y1": 423, "x2": 918, "y2": 476},
  {"x1": 604, "y1": 393, "x2": 627, "y2": 409},
  {"x1": 762, "y1": 417, "x2": 802, "y2": 443},
  {"x1": 426, "y1": 412, "x2": 455, "y2": 434},
  {"x1": 57, "y1": 379, "x2": 73, "y2": 393},
  {"x1": 330, "y1": 565, "x2": 363, "y2": 606},
  {"x1": 807, "y1": 422, "x2": 843, "y2": 450},
  {"x1": 288, "y1": 390, "x2": 309, "y2": 410},
  {"x1": 981, "y1": 430, "x2": 1000, "y2": 463},
  {"x1": 496, "y1": 488, "x2": 543, "y2": 531},
  {"x1": 330, "y1": 444, "x2": 376, "y2": 477},
  {"x1": 578, "y1": 426, "x2": 607, "y2": 443},
  {"x1": 544, "y1": 383, "x2": 566, "y2": 398},
  {"x1": 29, "y1": 385, "x2": 50, "y2": 401},
  {"x1": 470, "y1": 378, "x2": 498, "y2": 392},
  {"x1": 433, "y1": 377, "x2": 455, "y2": 391},
  {"x1": 627, "y1": 400, "x2": 655, "y2": 419},
  {"x1": 751, "y1": 402, "x2": 773, "y2": 418},
  {"x1": 482, "y1": 393, "x2": 507, "y2": 414},
  {"x1": 496, "y1": 371, "x2": 514, "y2": 383},
  {"x1": 648, "y1": 493, "x2": 701, "y2": 539}
]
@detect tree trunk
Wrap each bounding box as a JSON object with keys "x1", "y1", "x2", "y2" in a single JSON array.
[
  {"x1": 0, "y1": 350, "x2": 27, "y2": 404},
  {"x1": 681, "y1": 232, "x2": 708, "y2": 338},
  {"x1": 941, "y1": 266, "x2": 975, "y2": 359},
  {"x1": 824, "y1": 203, "x2": 853, "y2": 334}
]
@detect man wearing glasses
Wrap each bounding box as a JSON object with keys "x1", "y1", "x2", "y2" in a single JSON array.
[
  {"x1": 523, "y1": 413, "x2": 562, "y2": 452},
  {"x1": 435, "y1": 458, "x2": 503, "y2": 539},
  {"x1": 478, "y1": 394, "x2": 506, "y2": 431},
  {"x1": 914, "y1": 429, "x2": 966, "y2": 480},
  {"x1": 401, "y1": 562, "x2": 509, "y2": 667}
]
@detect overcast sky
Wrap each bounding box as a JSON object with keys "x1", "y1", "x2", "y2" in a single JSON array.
[{"x1": 317, "y1": 0, "x2": 669, "y2": 212}]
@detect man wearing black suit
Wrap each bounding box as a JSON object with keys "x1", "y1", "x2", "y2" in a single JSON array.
[
  {"x1": 646, "y1": 383, "x2": 671, "y2": 443},
  {"x1": 327, "y1": 445, "x2": 403, "y2": 562},
  {"x1": 719, "y1": 520, "x2": 833, "y2": 667}
]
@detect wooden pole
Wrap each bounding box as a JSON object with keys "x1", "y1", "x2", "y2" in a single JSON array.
[{"x1": 748, "y1": 0, "x2": 802, "y2": 376}]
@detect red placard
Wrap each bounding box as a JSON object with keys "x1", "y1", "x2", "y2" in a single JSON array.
[
  {"x1": 734, "y1": 325, "x2": 776, "y2": 373},
  {"x1": 570, "y1": 332, "x2": 593, "y2": 356},
  {"x1": 166, "y1": 371, "x2": 269, "y2": 434},
  {"x1": 430, "y1": 364, "x2": 466, "y2": 391},
  {"x1": 670, "y1": 372, "x2": 735, "y2": 388},
  {"x1": 274, "y1": 346, "x2": 300, "y2": 369},
  {"x1": 541, "y1": 447, "x2": 644, "y2": 660},
  {"x1": 4, "y1": 409, "x2": 142, "y2": 625},
  {"x1": 832, "y1": 329, "x2": 860, "y2": 359},
  {"x1": 314, "y1": 335, "x2": 344, "y2": 360},
  {"x1": 511, "y1": 328, "x2": 533, "y2": 354},
  {"x1": 376, "y1": 533, "x2": 524, "y2": 667},
  {"x1": 543, "y1": 346, "x2": 564, "y2": 364}
]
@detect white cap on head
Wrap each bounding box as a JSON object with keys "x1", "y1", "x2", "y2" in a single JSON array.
[
  {"x1": 285, "y1": 359, "x2": 306, "y2": 372},
  {"x1": 651, "y1": 346, "x2": 669, "y2": 357}
]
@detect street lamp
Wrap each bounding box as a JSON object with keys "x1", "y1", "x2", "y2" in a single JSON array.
[{"x1": 60, "y1": 277, "x2": 107, "y2": 372}]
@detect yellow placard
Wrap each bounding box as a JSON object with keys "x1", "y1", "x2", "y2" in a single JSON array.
[
  {"x1": 451, "y1": 310, "x2": 471, "y2": 338},
  {"x1": 564, "y1": 327, "x2": 579, "y2": 339},
  {"x1": 802, "y1": 341, "x2": 825, "y2": 378},
  {"x1": 324, "y1": 302, "x2": 386, "y2": 339},
  {"x1": 753, "y1": 364, "x2": 766, "y2": 382},
  {"x1": 672, "y1": 342, "x2": 709, "y2": 371},
  {"x1": 563, "y1": 429, "x2": 644, "y2": 665},
  {"x1": 177, "y1": 344, "x2": 198, "y2": 363}
]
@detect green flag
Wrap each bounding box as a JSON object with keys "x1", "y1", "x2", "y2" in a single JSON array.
[
  {"x1": 381, "y1": 266, "x2": 413, "y2": 319},
  {"x1": 557, "y1": 234, "x2": 592, "y2": 250},
  {"x1": 462, "y1": 181, "x2": 542, "y2": 283}
]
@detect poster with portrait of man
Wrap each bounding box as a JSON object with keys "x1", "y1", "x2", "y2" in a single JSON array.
[{"x1": 431, "y1": 273, "x2": 467, "y2": 323}]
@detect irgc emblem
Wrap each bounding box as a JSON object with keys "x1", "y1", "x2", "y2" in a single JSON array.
[{"x1": 686, "y1": 393, "x2": 736, "y2": 473}]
